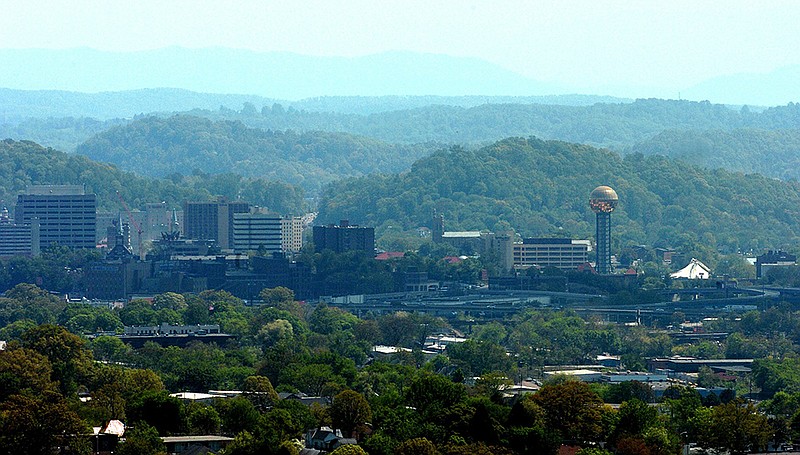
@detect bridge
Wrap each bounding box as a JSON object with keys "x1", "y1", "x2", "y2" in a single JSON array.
[{"x1": 323, "y1": 285, "x2": 798, "y2": 324}]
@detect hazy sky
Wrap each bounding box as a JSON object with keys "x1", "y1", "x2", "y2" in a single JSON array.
[{"x1": 2, "y1": 0, "x2": 799, "y2": 96}]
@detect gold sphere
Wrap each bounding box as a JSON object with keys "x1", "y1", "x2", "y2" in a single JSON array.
[{"x1": 589, "y1": 185, "x2": 618, "y2": 213}]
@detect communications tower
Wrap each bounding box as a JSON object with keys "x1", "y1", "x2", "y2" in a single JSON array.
[{"x1": 589, "y1": 185, "x2": 619, "y2": 274}]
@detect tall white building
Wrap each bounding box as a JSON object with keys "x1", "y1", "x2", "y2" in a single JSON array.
[{"x1": 281, "y1": 216, "x2": 305, "y2": 253}]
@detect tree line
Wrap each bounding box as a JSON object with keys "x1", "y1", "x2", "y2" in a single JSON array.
[{"x1": 0, "y1": 139, "x2": 306, "y2": 215}]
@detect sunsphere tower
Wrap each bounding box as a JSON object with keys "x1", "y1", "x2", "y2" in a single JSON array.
[{"x1": 589, "y1": 185, "x2": 619, "y2": 275}]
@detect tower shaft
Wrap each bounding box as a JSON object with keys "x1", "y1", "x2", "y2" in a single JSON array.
[{"x1": 595, "y1": 211, "x2": 612, "y2": 274}]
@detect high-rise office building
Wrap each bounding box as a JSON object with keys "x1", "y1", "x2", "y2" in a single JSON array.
[
  {"x1": 183, "y1": 199, "x2": 250, "y2": 249},
  {"x1": 233, "y1": 212, "x2": 282, "y2": 254},
  {"x1": 281, "y1": 216, "x2": 305, "y2": 253},
  {"x1": 15, "y1": 185, "x2": 96, "y2": 250}
]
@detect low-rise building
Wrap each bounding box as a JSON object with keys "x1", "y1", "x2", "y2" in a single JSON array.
[
  {"x1": 305, "y1": 427, "x2": 358, "y2": 451},
  {"x1": 543, "y1": 369, "x2": 604, "y2": 382},
  {"x1": 161, "y1": 435, "x2": 234, "y2": 455},
  {"x1": 313, "y1": 220, "x2": 374, "y2": 253},
  {"x1": 647, "y1": 356, "x2": 753, "y2": 373},
  {"x1": 756, "y1": 250, "x2": 797, "y2": 279}
]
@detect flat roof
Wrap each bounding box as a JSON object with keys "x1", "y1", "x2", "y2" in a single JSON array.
[
  {"x1": 651, "y1": 358, "x2": 753, "y2": 364},
  {"x1": 442, "y1": 231, "x2": 482, "y2": 238},
  {"x1": 161, "y1": 435, "x2": 234, "y2": 443},
  {"x1": 546, "y1": 369, "x2": 603, "y2": 376}
]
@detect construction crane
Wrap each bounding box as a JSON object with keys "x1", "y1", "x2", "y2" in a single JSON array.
[{"x1": 116, "y1": 191, "x2": 144, "y2": 259}]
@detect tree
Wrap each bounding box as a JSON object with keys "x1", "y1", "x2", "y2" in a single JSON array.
[
  {"x1": 91, "y1": 335, "x2": 132, "y2": 362},
  {"x1": 243, "y1": 375, "x2": 279, "y2": 411},
  {"x1": 258, "y1": 319, "x2": 295, "y2": 348},
  {"x1": 20, "y1": 323, "x2": 93, "y2": 395},
  {"x1": 445, "y1": 339, "x2": 512, "y2": 377},
  {"x1": 0, "y1": 347, "x2": 56, "y2": 399},
  {"x1": 260, "y1": 287, "x2": 302, "y2": 317},
  {"x1": 0, "y1": 391, "x2": 88, "y2": 455},
  {"x1": 187, "y1": 403, "x2": 222, "y2": 435},
  {"x1": 118, "y1": 299, "x2": 158, "y2": 326},
  {"x1": 260, "y1": 286, "x2": 295, "y2": 306},
  {"x1": 698, "y1": 399, "x2": 772, "y2": 455},
  {"x1": 611, "y1": 399, "x2": 658, "y2": 442},
  {"x1": 127, "y1": 391, "x2": 183, "y2": 435},
  {"x1": 406, "y1": 373, "x2": 467, "y2": 419},
  {"x1": 152, "y1": 292, "x2": 187, "y2": 311},
  {"x1": 330, "y1": 390, "x2": 372, "y2": 439},
  {"x1": 604, "y1": 381, "x2": 653, "y2": 404},
  {"x1": 531, "y1": 380, "x2": 604, "y2": 443},
  {"x1": 117, "y1": 422, "x2": 166, "y2": 455},
  {"x1": 222, "y1": 430, "x2": 259, "y2": 455},
  {"x1": 216, "y1": 396, "x2": 261, "y2": 435},
  {"x1": 394, "y1": 437, "x2": 439, "y2": 455},
  {"x1": 330, "y1": 445, "x2": 368, "y2": 455}
]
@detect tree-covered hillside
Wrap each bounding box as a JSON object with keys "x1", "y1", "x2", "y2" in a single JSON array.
[
  {"x1": 318, "y1": 137, "x2": 800, "y2": 256},
  {"x1": 629, "y1": 128, "x2": 800, "y2": 180},
  {"x1": 76, "y1": 115, "x2": 440, "y2": 193},
  {"x1": 0, "y1": 87, "x2": 278, "y2": 121},
  {"x1": 0, "y1": 139, "x2": 306, "y2": 215},
  {"x1": 189, "y1": 99, "x2": 800, "y2": 148},
  {"x1": 0, "y1": 116, "x2": 127, "y2": 153}
]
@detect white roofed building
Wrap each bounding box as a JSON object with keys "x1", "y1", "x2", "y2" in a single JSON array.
[{"x1": 670, "y1": 258, "x2": 711, "y2": 280}]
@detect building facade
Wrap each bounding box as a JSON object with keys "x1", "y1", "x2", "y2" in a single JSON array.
[
  {"x1": 513, "y1": 238, "x2": 591, "y2": 271},
  {"x1": 313, "y1": 220, "x2": 375, "y2": 253},
  {"x1": 0, "y1": 222, "x2": 39, "y2": 257},
  {"x1": 233, "y1": 212, "x2": 282, "y2": 254},
  {"x1": 756, "y1": 250, "x2": 797, "y2": 279},
  {"x1": 183, "y1": 200, "x2": 250, "y2": 249},
  {"x1": 281, "y1": 216, "x2": 305, "y2": 253},
  {"x1": 15, "y1": 185, "x2": 96, "y2": 250}
]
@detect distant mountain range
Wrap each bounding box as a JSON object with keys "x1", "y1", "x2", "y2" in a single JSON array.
[
  {"x1": 0, "y1": 47, "x2": 797, "y2": 105},
  {"x1": 682, "y1": 65, "x2": 800, "y2": 107},
  {"x1": 0, "y1": 47, "x2": 562, "y2": 101}
]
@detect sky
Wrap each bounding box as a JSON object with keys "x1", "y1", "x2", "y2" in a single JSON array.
[{"x1": 2, "y1": 0, "x2": 799, "y2": 98}]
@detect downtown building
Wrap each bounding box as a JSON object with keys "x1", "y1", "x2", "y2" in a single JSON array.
[
  {"x1": 281, "y1": 216, "x2": 305, "y2": 254},
  {"x1": 513, "y1": 238, "x2": 591, "y2": 271},
  {"x1": 14, "y1": 185, "x2": 96, "y2": 250},
  {"x1": 0, "y1": 206, "x2": 40, "y2": 257},
  {"x1": 232, "y1": 212, "x2": 282, "y2": 254},
  {"x1": 313, "y1": 220, "x2": 375, "y2": 254},
  {"x1": 183, "y1": 199, "x2": 250, "y2": 250}
]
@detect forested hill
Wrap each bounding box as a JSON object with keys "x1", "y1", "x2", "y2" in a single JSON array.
[
  {"x1": 628, "y1": 128, "x2": 800, "y2": 180},
  {"x1": 0, "y1": 139, "x2": 306, "y2": 215},
  {"x1": 76, "y1": 115, "x2": 440, "y2": 193},
  {"x1": 187, "y1": 99, "x2": 800, "y2": 148},
  {"x1": 0, "y1": 87, "x2": 628, "y2": 120},
  {"x1": 0, "y1": 87, "x2": 278, "y2": 122},
  {"x1": 318, "y1": 137, "x2": 800, "y2": 255}
]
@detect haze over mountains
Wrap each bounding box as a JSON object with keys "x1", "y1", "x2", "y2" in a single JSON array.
[{"x1": 0, "y1": 47, "x2": 798, "y2": 105}]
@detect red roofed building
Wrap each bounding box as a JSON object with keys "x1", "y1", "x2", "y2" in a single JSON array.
[{"x1": 375, "y1": 251, "x2": 405, "y2": 260}]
